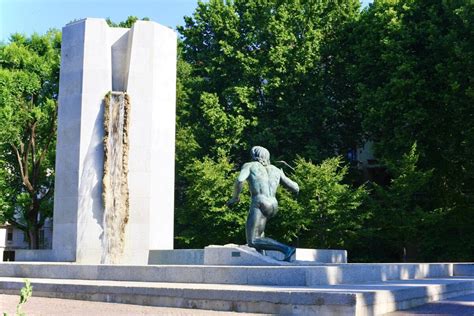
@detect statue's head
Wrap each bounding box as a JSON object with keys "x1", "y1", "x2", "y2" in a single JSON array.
[{"x1": 251, "y1": 146, "x2": 270, "y2": 166}]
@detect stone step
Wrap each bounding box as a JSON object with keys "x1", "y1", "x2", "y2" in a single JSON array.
[
  {"x1": 1, "y1": 262, "x2": 470, "y2": 286},
  {"x1": 0, "y1": 276, "x2": 473, "y2": 315}
]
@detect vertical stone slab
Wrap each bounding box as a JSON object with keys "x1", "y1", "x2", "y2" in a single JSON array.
[
  {"x1": 53, "y1": 19, "x2": 85, "y2": 261},
  {"x1": 54, "y1": 18, "x2": 115, "y2": 263},
  {"x1": 149, "y1": 23, "x2": 176, "y2": 250},
  {"x1": 124, "y1": 21, "x2": 176, "y2": 263},
  {"x1": 122, "y1": 22, "x2": 154, "y2": 264},
  {"x1": 75, "y1": 18, "x2": 113, "y2": 263}
]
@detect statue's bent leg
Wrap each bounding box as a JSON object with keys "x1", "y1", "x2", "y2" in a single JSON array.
[
  {"x1": 246, "y1": 206, "x2": 295, "y2": 261},
  {"x1": 251, "y1": 237, "x2": 295, "y2": 261}
]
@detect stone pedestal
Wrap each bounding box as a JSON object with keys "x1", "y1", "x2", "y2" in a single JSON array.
[
  {"x1": 50, "y1": 18, "x2": 176, "y2": 264},
  {"x1": 148, "y1": 245, "x2": 348, "y2": 265},
  {"x1": 203, "y1": 245, "x2": 348, "y2": 265}
]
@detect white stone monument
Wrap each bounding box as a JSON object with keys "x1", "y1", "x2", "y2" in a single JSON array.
[{"x1": 51, "y1": 18, "x2": 176, "y2": 264}]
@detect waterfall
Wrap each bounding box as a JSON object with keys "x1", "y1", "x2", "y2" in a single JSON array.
[{"x1": 102, "y1": 92, "x2": 130, "y2": 264}]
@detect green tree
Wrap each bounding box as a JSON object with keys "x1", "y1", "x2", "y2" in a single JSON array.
[
  {"x1": 178, "y1": 0, "x2": 361, "y2": 163},
  {"x1": 0, "y1": 31, "x2": 61, "y2": 248},
  {"x1": 278, "y1": 157, "x2": 368, "y2": 249},
  {"x1": 360, "y1": 144, "x2": 432, "y2": 262},
  {"x1": 350, "y1": 0, "x2": 474, "y2": 260},
  {"x1": 175, "y1": 154, "x2": 249, "y2": 248}
]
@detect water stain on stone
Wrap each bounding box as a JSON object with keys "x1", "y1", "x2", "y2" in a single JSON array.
[{"x1": 102, "y1": 91, "x2": 130, "y2": 264}]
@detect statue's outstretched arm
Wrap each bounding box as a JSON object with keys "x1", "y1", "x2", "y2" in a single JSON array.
[
  {"x1": 227, "y1": 163, "x2": 251, "y2": 207},
  {"x1": 280, "y1": 169, "x2": 299, "y2": 194}
]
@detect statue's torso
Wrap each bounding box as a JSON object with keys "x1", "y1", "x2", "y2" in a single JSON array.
[{"x1": 247, "y1": 162, "x2": 280, "y2": 217}]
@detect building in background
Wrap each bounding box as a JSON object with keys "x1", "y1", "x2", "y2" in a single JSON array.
[
  {"x1": 349, "y1": 141, "x2": 390, "y2": 186},
  {"x1": 0, "y1": 219, "x2": 53, "y2": 261}
]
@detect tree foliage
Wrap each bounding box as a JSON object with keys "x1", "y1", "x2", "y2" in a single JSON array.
[
  {"x1": 350, "y1": 0, "x2": 474, "y2": 261},
  {"x1": 0, "y1": 31, "x2": 60, "y2": 248},
  {"x1": 268, "y1": 157, "x2": 368, "y2": 249},
  {"x1": 356, "y1": 144, "x2": 432, "y2": 262},
  {"x1": 178, "y1": 0, "x2": 361, "y2": 163},
  {"x1": 175, "y1": 155, "x2": 249, "y2": 248}
]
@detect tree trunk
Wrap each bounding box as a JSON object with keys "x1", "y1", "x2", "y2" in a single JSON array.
[
  {"x1": 27, "y1": 198, "x2": 41, "y2": 249},
  {"x1": 28, "y1": 227, "x2": 39, "y2": 249}
]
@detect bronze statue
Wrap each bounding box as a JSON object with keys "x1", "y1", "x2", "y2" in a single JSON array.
[{"x1": 227, "y1": 146, "x2": 299, "y2": 261}]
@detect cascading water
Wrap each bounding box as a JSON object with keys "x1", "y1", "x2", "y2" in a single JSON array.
[{"x1": 102, "y1": 91, "x2": 130, "y2": 264}]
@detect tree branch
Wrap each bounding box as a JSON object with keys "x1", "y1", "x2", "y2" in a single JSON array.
[
  {"x1": 17, "y1": 121, "x2": 36, "y2": 195},
  {"x1": 31, "y1": 121, "x2": 37, "y2": 170},
  {"x1": 11, "y1": 144, "x2": 25, "y2": 180},
  {"x1": 13, "y1": 139, "x2": 34, "y2": 195},
  {"x1": 36, "y1": 104, "x2": 57, "y2": 176},
  {"x1": 23, "y1": 129, "x2": 30, "y2": 179},
  {"x1": 29, "y1": 121, "x2": 38, "y2": 188}
]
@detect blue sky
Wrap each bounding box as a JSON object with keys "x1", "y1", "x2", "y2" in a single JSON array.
[{"x1": 0, "y1": 0, "x2": 373, "y2": 42}]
